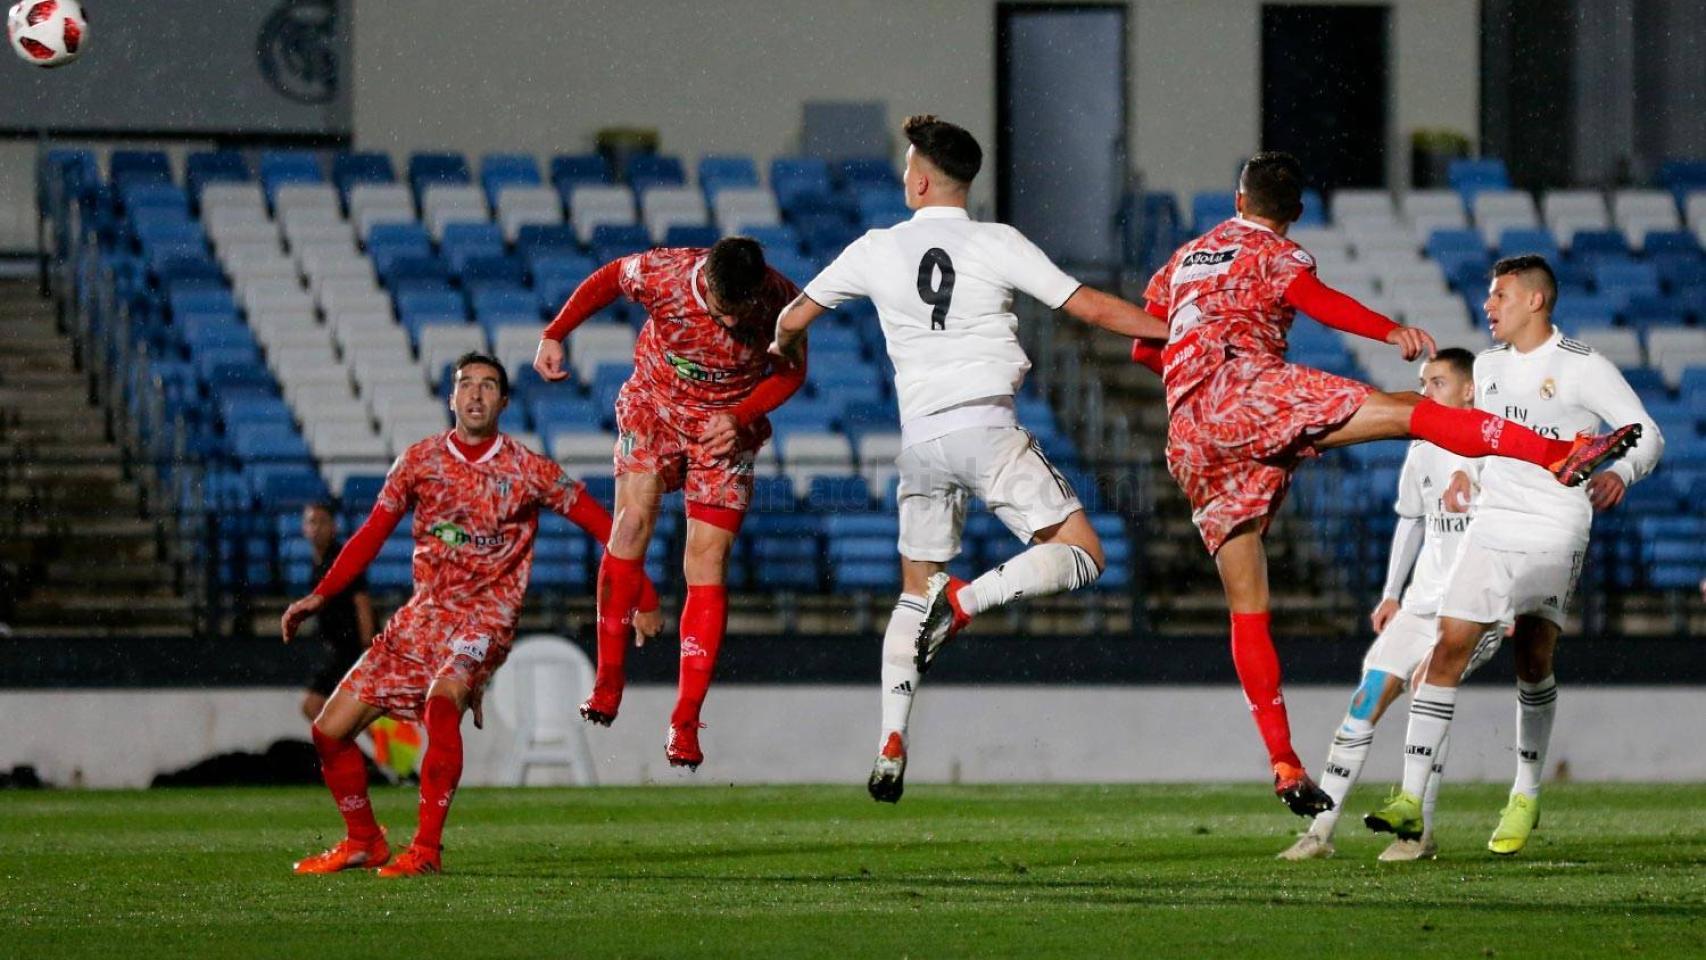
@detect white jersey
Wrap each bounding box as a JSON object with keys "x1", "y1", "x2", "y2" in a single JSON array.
[
  {"x1": 1468, "y1": 329, "x2": 1663, "y2": 552},
  {"x1": 1391, "y1": 441, "x2": 1472, "y2": 615},
  {"x1": 802, "y1": 205, "x2": 1082, "y2": 428}
]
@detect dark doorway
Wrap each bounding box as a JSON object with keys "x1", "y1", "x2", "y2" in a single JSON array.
[
  {"x1": 997, "y1": 3, "x2": 1128, "y2": 274},
  {"x1": 1261, "y1": 4, "x2": 1390, "y2": 190}
]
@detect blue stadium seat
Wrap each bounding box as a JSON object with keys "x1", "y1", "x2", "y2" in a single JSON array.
[
  {"x1": 550, "y1": 154, "x2": 611, "y2": 193},
  {"x1": 624, "y1": 154, "x2": 686, "y2": 192},
  {"x1": 1569, "y1": 230, "x2": 1629, "y2": 261},
  {"x1": 1426, "y1": 228, "x2": 1487, "y2": 263},
  {"x1": 1448, "y1": 157, "x2": 1511, "y2": 200},
  {"x1": 1594, "y1": 262, "x2": 1660, "y2": 303},
  {"x1": 461, "y1": 255, "x2": 529, "y2": 288},
  {"x1": 1497, "y1": 227, "x2": 1559, "y2": 260},
  {"x1": 745, "y1": 224, "x2": 802, "y2": 254},
  {"x1": 807, "y1": 474, "x2": 873, "y2": 512},
  {"x1": 771, "y1": 156, "x2": 834, "y2": 210},
  {"x1": 110, "y1": 150, "x2": 172, "y2": 188},
  {"x1": 332, "y1": 152, "x2": 397, "y2": 198},
  {"x1": 1190, "y1": 192, "x2": 1236, "y2": 232},
  {"x1": 480, "y1": 153, "x2": 542, "y2": 203},
  {"x1": 408, "y1": 152, "x2": 472, "y2": 194},
  {"x1": 663, "y1": 224, "x2": 720, "y2": 248},
  {"x1": 259, "y1": 151, "x2": 325, "y2": 202},
  {"x1": 185, "y1": 152, "x2": 250, "y2": 201},
  {"x1": 838, "y1": 157, "x2": 899, "y2": 189},
  {"x1": 698, "y1": 155, "x2": 759, "y2": 199},
  {"x1": 516, "y1": 224, "x2": 580, "y2": 254}
]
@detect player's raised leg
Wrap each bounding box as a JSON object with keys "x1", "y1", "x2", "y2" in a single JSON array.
[
  {"x1": 916, "y1": 429, "x2": 1103, "y2": 670},
  {"x1": 667, "y1": 504, "x2": 742, "y2": 770},
  {"x1": 1317, "y1": 389, "x2": 1640, "y2": 487},
  {"x1": 1490, "y1": 618, "x2": 1558, "y2": 855},
  {"x1": 582, "y1": 471, "x2": 665, "y2": 726},
  {"x1": 293, "y1": 688, "x2": 388, "y2": 874},
  {"x1": 377, "y1": 676, "x2": 477, "y2": 878},
  {"x1": 918, "y1": 510, "x2": 1103, "y2": 671}
]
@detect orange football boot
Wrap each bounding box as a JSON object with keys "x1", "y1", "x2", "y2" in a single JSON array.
[
  {"x1": 375, "y1": 843, "x2": 442, "y2": 878},
  {"x1": 292, "y1": 831, "x2": 390, "y2": 875}
]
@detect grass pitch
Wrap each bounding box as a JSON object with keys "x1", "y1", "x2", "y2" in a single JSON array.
[{"x1": 3, "y1": 782, "x2": 1702, "y2": 958}]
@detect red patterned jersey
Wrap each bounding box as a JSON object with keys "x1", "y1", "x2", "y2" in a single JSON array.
[
  {"x1": 1144, "y1": 218, "x2": 1317, "y2": 408},
  {"x1": 619, "y1": 247, "x2": 800, "y2": 415},
  {"x1": 377, "y1": 431, "x2": 586, "y2": 628}
]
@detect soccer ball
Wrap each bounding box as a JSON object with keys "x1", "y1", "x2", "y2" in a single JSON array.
[{"x1": 7, "y1": 0, "x2": 86, "y2": 68}]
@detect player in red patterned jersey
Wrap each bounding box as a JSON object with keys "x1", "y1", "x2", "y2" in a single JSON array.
[
  {"x1": 533, "y1": 237, "x2": 805, "y2": 769},
  {"x1": 1132, "y1": 152, "x2": 1640, "y2": 817},
  {"x1": 280, "y1": 352, "x2": 659, "y2": 877}
]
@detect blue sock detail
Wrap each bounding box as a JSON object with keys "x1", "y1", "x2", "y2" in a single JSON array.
[{"x1": 1347, "y1": 670, "x2": 1395, "y2": 722}]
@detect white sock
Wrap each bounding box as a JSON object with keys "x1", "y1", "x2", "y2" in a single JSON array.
[
  {"x1": 1421, "y1": 733, "x2": 1450, "y2": 839},
  {"x1": 879, "y1": 594, "x2": 927, "y2": 746},
  {"x1": 958, "y1": 543, "x2": 1100, "y2": 617},
  {"x1": 1400, "y1": 683, "x2": 1458, "y2": 798},
  {"x1": 1309, "y1": 714, "x2": 1374, "y2": 840},
  {"x1": 1512, "y1": 675, "x2": 1557, "y2": 799}
]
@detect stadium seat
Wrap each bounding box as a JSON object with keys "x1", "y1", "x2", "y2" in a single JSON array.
[
  {"x1": 698, "y1": 155, "x2": 760, "y2": 199},
  {"x1": 569, "y1": 185, "x2": 638, "y2": 244},
  {"x1": 624, "y1": 154, "x2": 686, "y2": 192}
]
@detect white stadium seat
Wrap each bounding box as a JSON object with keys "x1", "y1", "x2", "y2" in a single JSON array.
[
  {"x1": 569, "y1": 185, "x2": 638, "y2": 244},
  {"x1": 568, "y1": 326, "x2": 637, "y2": 381},
  {"x1": 712, "y1": 187, "x2": 780, "y2": 233}
]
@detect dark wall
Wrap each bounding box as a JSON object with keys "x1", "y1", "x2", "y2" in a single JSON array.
[{"x1": 0, "y1": 0, "x2": 348, "y2": 137}]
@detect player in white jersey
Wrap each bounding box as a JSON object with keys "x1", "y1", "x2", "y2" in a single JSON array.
[
  {"x1": 771, "y1": 115, "x2": 1169, "y2": 802},
  {"x1": 1367, "y1": 255, "x2": 1663, "y2": 854},
  {"x1": 1278, "y1": 349, "x2": 1502, "y2": 862}
]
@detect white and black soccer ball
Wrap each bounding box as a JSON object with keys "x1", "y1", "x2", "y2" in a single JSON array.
[{"x1": 7, "y1": 0, "x2": 87, "y2": 68}]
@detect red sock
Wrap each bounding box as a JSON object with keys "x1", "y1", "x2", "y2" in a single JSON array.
[
  {"x1": 594, "y1": 552, "x2": 648, "y2": 697},
  {"x1": 312, "y1": 724, "x2": 380, "y2": 842},
  {"x1": 1229, "y1": 612, "x2": 1301, "y2": 770},
  {"x1": 413, "y1": 696, "x2": 463, "y2": 851},
  {"x1": 1408, "y1": 397, "x2": 1572, "y2": 466},
  {"x1": 671, "y1": 584, "x2": 727, "y2": 726}
]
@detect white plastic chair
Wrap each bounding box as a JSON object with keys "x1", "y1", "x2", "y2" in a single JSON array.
[{"x1": 485, "y1": 634, "x2": 599, "y2": 786}]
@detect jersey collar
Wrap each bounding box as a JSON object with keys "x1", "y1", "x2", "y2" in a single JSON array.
[
  {"x1": 688, "y1": 256, "x2": 710, "y2": 312},
  {"x1": 910, "y1": 205, "x2": 970, "y2": 221},
  {"x1": 1234, "y1": 215, "x2": 1278, "y2": 236},
  {"x1": 444, "y1": 430, "x2": 505, "y2": 464}
]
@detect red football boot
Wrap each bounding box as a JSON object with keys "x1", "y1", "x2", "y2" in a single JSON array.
[
  {"x1": 666, "y1": 721, "x2": 704, "y2": 770},
  {"x1": 375, "y1": 843, "x2": 442, "y2": 878}
]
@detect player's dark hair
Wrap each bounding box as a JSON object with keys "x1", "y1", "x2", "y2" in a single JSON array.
[
  {"x1": 453, "y1": 351, "x2": 510, "y2": 397},
  {"x1": 903, "y1": 114, "x2": 983, "y2": 186},
  {"x1": 1492, "y1": 254, "x2": 1558, "y2": 311},
  {"x1": 304, "y1": 500, "x2": 336, "y2": 518},
  {"x1": 1238, "y1": 151, "x2": 1306, "y2": 223},
  {"x1": 1430, "y1": 347, "x2": 1476, "y2": 380},
  {"x1": 704, "y1": 236, "x2": 768, "y2": 307}
]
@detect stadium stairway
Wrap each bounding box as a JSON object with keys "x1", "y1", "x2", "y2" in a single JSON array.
[{"x1": 0, "y1": 281, "x2": 193, "y2": 638}]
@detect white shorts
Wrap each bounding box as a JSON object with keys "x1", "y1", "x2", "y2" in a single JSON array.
[
  {"x1": 1362, "y1": 607, "x2": 1503, "y2": 682},
  {"x1": 1436, "y1": 530, "x2": 1583, "y2": 630},
  {"x1": 895, "y1": 426, "x2": 1082, "y2": 563}
]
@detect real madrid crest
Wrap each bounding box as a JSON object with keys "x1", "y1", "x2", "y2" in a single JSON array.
[{"x1": 1539, "y1": 377, "x2": 1557, "y2": 399}]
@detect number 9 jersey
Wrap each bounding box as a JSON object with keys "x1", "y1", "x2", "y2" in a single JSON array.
[{"x1": 802, "y1": 206, "x2": 1082, "y2": 424}]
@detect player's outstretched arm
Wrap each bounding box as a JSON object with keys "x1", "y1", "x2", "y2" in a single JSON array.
[
  {"x1": 1283, "y1": 272, "x2": 1435, "y2": 360},
  {"x1": 281, "y1": 504, "x2": 404, "y2": 643},
  {"x1": 1059, "y1": 286, "x2": 1171, "y2": 341},
  {"x1": 771, "y1": 293, "x2": 826, "y2": 363},
  {"x1": 535, "y1": 260, "x2": 626, "y2": 382}
]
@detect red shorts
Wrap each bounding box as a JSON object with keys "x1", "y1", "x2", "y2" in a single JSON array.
[
  {"x1": 1166, "y1": 351, "x2": 1372, "y2": 554},
  {"x1": 612, "y1": 383, "x2": 770, "y2": 512},
  {"x1": 339, "y1": 601, "x2": 513, "y2": 721}
]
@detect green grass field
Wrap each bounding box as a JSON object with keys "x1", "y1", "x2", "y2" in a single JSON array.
[{"x1": 3, "y1": 783, "x2": 1702, "y2": 958}]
